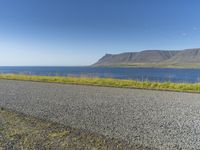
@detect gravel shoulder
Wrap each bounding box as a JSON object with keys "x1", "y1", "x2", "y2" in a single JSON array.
[
  {"x1": 0, "y1": 79, "x2": 200, "y2": 149},
  {"x1": 0, "y1": 108, "x2": 146, "y2": 150}
]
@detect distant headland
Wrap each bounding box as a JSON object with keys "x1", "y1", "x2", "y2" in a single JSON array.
[{"x1": 92, "y1": 48, "x2": 200, "y2": 68}]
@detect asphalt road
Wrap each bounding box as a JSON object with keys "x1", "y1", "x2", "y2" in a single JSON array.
[{"x1": 0, "y1": 79, "x2": 200, "y2": 149}]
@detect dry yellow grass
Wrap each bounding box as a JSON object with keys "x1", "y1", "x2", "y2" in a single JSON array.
[{"x1": 0, "y1": 74, "x2": 200, "y2": 93}]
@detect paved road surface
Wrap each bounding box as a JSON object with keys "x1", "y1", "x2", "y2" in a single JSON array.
[{"x1": 0, "y1": 79, "x2": 200, "y2": 149}]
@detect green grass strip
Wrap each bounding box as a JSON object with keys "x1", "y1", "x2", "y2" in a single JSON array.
[{"x1": 0, "y1": 74, "x2": 200, "y2": 93}]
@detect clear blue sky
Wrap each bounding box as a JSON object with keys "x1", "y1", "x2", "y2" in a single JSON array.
[{"x1": 0, "y1": 0, "x2": 200, "y2": 66}]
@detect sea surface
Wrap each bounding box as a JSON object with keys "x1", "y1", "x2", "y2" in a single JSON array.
[{"x1": 0, "y1": 66, "x2": 200, "y2": 83}]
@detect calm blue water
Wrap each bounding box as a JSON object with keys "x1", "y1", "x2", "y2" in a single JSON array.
[{"x1": 0, "y1": 66, "x2": 200, "y2": 83}]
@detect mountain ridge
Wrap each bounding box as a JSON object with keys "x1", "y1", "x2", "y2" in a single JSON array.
[{"x1": 93, "y1": 48, "x2": 200, "y2": 68}]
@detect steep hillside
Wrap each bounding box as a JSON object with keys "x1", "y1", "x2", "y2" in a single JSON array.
[
  {"x1": 93, "y1": 50, "x2": 179, "y2": 66},
  {"x1": 93, "y1": 49, "x2": 200, "y2": 68},
  {"x1": 164, "y1": 49, "x2": 200, "y2": 64}
]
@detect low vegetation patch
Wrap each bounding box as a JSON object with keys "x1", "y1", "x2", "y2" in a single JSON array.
[
  {"x1": 0, "y1": 108, "x2": 146, "y2": 149},
  {"x1": 0, "y1": 74, "x2": 200, "y2": 93}
]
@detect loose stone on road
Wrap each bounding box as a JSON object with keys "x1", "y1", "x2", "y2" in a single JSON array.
[{"x1": 0, "y1": 79, "x2": 200, "y2": 149}]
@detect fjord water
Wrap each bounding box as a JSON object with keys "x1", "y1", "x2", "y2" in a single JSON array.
[{"x1": 0, "y1": 67, "x2": 200, "y2": 83}]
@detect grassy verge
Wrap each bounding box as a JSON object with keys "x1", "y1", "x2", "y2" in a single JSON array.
[
  {"x1": 0, "y1": 108, "x2": 147, "y2": 149},
  {"x1": 0, "y1": 74, "x2": 200, "y2": 93}
]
